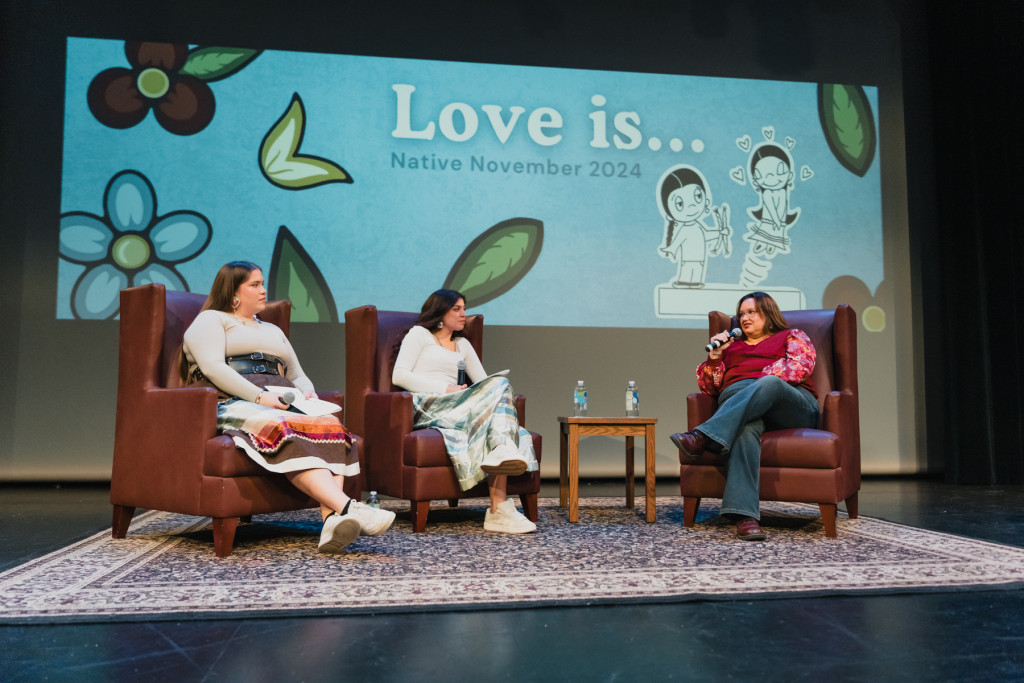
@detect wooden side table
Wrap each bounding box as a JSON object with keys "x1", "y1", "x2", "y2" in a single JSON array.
[{"x1": 558, "y1": 416, "x2": 658, "y2": 523}]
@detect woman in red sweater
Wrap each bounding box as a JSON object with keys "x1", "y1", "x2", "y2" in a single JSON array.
[{"x1": 670, "y1": 292, "x2": 819, "y2": 540}]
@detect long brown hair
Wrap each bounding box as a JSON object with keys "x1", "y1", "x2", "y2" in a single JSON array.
[
  {"x1": 736, "y1": 291, "x2": 788, "y2": 338},
  {"x1": 179, "y1": 261, "x2": 262, "y2": 383},
  {"x1": 202, "y1": 261, "x2": 262, "y2": 314}
]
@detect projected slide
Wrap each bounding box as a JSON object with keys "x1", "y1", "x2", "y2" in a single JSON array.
[{"x1": 58, "y1": 38, "x2": 881, "y2": 327}]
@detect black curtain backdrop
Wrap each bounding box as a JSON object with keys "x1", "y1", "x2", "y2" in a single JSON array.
[{"x1": 922, "y1": 3, "x2": 1024, "y2": 483}]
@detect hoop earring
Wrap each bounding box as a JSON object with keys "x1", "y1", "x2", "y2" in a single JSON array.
[
  {"x1": 232, "y1": 297, "x2": 240, "y2": 309},
  {"x1": 437, "y1": 321, "x2": 444, "y2": 330}
]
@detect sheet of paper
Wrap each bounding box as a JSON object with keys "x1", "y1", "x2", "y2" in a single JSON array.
[{"x1": 263, "y1": 386, "x2": 342, "y2": 416}]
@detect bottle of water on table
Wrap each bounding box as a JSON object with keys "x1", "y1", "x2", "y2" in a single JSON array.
[
  {"x1": 573, "y1": 380, "x2": 588, "y2": 416},
  {"x1": 625, "y1": 380, "x2": 639, "y2": 417},
  {"x1": 367, "y1": 490, "x2": 380, "y2": 509}
]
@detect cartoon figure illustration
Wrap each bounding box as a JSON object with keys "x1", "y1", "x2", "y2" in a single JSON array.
[
  {"x1": 656, "y1": 165, "x2": 731, "y2": 288},
  {"x1": 740, "y1": 143, "x2": 801, "y2": 287}
]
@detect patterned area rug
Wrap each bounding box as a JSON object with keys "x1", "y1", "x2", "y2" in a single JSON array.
[{"x1": 2, "y1": 497, "x2": 1023, "y2": 623}]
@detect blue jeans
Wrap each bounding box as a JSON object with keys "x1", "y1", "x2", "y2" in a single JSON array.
[{"x1": 696, "y1": 376, "x2": 819, "y2": 520}]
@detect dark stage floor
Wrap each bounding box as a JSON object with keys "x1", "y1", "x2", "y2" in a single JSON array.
[{"x1": 2, "y1": 478, "x2": 1023, "y2": 682}]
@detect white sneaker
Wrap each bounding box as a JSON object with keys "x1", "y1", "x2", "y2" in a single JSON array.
[
  {"x1": 484, "y1": 498, "x2": 536, "y2": 534},
  {"x1": 347, "y1": 501, "x2": 396, "y2": 536},
  {"x1": 480, "y1": 442, "x2": 528, "y2": 476},
  {"x1": 318, "y1": 512, "x2": 361, "y2": 553}
]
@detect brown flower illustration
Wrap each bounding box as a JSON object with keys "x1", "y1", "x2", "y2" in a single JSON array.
[{"x1": 87, "y1": 42, "x2": 215, "y2": 136}]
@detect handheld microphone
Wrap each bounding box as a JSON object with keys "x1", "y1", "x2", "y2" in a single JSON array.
[
  {"x1": 705, "y1": 328, "x2": 742, "y2": 353},
  {"x1": 456, "y1": 360, "x2": 468, "y2": 387},
  {"x1": 279, "y1": 391, "x2": 296, "y2": 405}
]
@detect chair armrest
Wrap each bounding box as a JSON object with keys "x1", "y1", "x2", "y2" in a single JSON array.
[
  {"x1": 363, "y1": 391, "x2": 415, "y2": 492},
  {"x1": 822, "y1": 390, "x2": 854, "y2": 437},
  {"x1": 822, "y1": 389, "x2": 860, "y2": 468},
  {"x1": 515, "y1": 394, "x2": 526, "y2": 428},
  {"x1": 686, "y1": 393, "x2": 717, "y2": 431},
  {"x1": 111, "y1": 385, "x2": 221, "y2": 504}
]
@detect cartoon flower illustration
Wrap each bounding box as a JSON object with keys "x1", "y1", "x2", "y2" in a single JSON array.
[
  {"x1": 60, "y1": 170, "x2": 212, "y2": 319},
  {"x1": 87, "y1": 42, "x2": 216, "y2": 135}
]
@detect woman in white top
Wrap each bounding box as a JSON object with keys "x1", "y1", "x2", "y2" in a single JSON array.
[
  {"x1": 181, "y1": 261, "x2": 394, "y2": 553},
  {"x1": 392, "y1": 289, "x2": 539, "y2": 533}
]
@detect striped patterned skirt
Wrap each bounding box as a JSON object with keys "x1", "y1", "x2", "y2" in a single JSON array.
[
  {"x1": 216, "y1": 373, "x2": 359, "y2": 477},
  {"x1": 411, "y1": 376, "x2": 538, "y2": 490}
]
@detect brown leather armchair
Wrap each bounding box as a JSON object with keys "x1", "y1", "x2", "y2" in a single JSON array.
[
  {"x1": 110, "y1": 283, "x2": 359, "y2": 557},
  {"x1": 344, "y1": 305, "x2": 542, "y2": 532},
  {"x1": 679, "y1": 304, "x2": 860, "y2": 537}
]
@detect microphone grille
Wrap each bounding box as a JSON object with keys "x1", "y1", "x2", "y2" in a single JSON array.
[{"x1": 731, "y1": 327, "x2": 742, "y2": 336}]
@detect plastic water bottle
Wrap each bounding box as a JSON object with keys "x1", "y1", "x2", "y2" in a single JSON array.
[
  {"x1": 573, "y1": 380, "x2": 588, "y2": 416},
  {"x1": 367, "y1": 491, "x2": 380, "y2": 509},
  {"x1": 625, "y1": 380, "x2": 639, "y2": 417}
]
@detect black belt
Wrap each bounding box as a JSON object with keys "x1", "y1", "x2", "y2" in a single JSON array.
[{"x1": 225, "y1": 352, "x2": 284, "y2": 376}]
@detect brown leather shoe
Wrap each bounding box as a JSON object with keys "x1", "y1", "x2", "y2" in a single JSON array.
[
  {"x1": 736, "y1": 517, "x2": 766, "y2": 541},
  {"x1": 670, "y1": 431, "x2": 707, "y2": 460}
]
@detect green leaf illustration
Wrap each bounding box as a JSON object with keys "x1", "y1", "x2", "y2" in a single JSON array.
[
  {"x1": 259, "y1": 93, "x2": 353, "y2": 190},
  {"x1": 817, "y1": 84, "x2": 876, "y2": 177},
  {"x1": 180, "y1": 47, "x2": 261, "y2": 81},
  {"x1": 443, "y1": 218, "x2": 543, "y2": 307},
  {"x1": 268, "y1": 226, "x2": 338, "y2": 323}
]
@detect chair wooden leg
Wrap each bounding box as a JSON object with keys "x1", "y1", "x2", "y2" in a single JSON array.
[
  {"x1": 520, "y1": 492, "x2": 538, "y2": 523},
  {"x1": 111, "y1": 504, "x2": 136, "y2": 539},
  {"x1": 447, "y1": 498, "x2": 460, "y2": 508},
  {"x1": 845, "y1": 492, "x2": 859, "y2": 519},
  {"x1": 682, "y1": 497, "x2": 700, "y2": 528},
  {"x1": 212, "y1": 517, "x2": 239, "y2": 557},
  {"x1": 819, "y1": 503, "x2": 838, "y2": 538},
  {"x1": 411, "y1": 500, "x2": 430, "y2": 532}
]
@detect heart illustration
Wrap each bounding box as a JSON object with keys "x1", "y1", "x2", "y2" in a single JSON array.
[
  {"x1": 730, "y1": 166, "x2": 746, "y2": 184},
  {"x1": 800, "y1": 165, "x2": 814, "y2": 181},
  {"x1": 736, "y1": 135, "x2": 751, "y2": 152},
  {"x1": 785, "y1": 136, "x2": 796, "y2": 150},
  {"x1": 762, "y1": 126, "x2": 775, "y2": 141}
]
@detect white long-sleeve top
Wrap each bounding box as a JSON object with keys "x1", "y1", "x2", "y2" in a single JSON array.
[
  {"x1": 392, "y1": 325, "x2": 486, "y2": 394},
  {"x1": 182, "y1": 309, "x2": 314, "y2": 402}
]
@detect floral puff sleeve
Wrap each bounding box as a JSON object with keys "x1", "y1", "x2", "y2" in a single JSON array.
[
  {"x1": 696, "y1": 357, "x2": 725, "y2": 395},
  {"x1": 763, "y1": 329, "x2": 815, "y2": 383}
]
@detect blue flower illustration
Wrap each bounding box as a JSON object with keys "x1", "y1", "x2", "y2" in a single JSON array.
[{"x1": 59, "y1": 170, "x2": 212, "y2": 318}]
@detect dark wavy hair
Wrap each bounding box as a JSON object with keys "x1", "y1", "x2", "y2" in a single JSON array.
[
  {"x1": 391, "y1": 289, "x2": 468, "y2": 368},
  {"x1": 736, "y1": 291, "x2": 788, "y2": 338},
  {"x1": 179, "y1": 261, "x2": 262, "y2": 384},
  {"x1": 415, "y1": 289, "x2": 467, "y2": 336}
]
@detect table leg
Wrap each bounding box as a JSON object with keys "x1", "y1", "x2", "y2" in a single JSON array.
[
  {"x1": 645, "y1": 424, "x2": 656, "y2": 522},
  {"x1": 569, "y1": 423, "x2": 580, "y2": 523},
  {"x1": 559, "y1": 423, "x2": 568, "y2": 508},
  {"x1": 625, "y1": 435, "x2": 635, "y2": 508}
]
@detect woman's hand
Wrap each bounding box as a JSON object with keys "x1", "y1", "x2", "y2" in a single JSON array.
[
  {"x1": 303, "y1": 390, "x2": 316, "y2": 400},
  {"x1": 445, "y1": 384, "x2": 468, "y2": 393},
  {"x1": 707, "y1": 331, "x2": 734, "y2": 360},
  {"x1": 256, "y1": 392, "x2": 289, "y2": 410}
]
